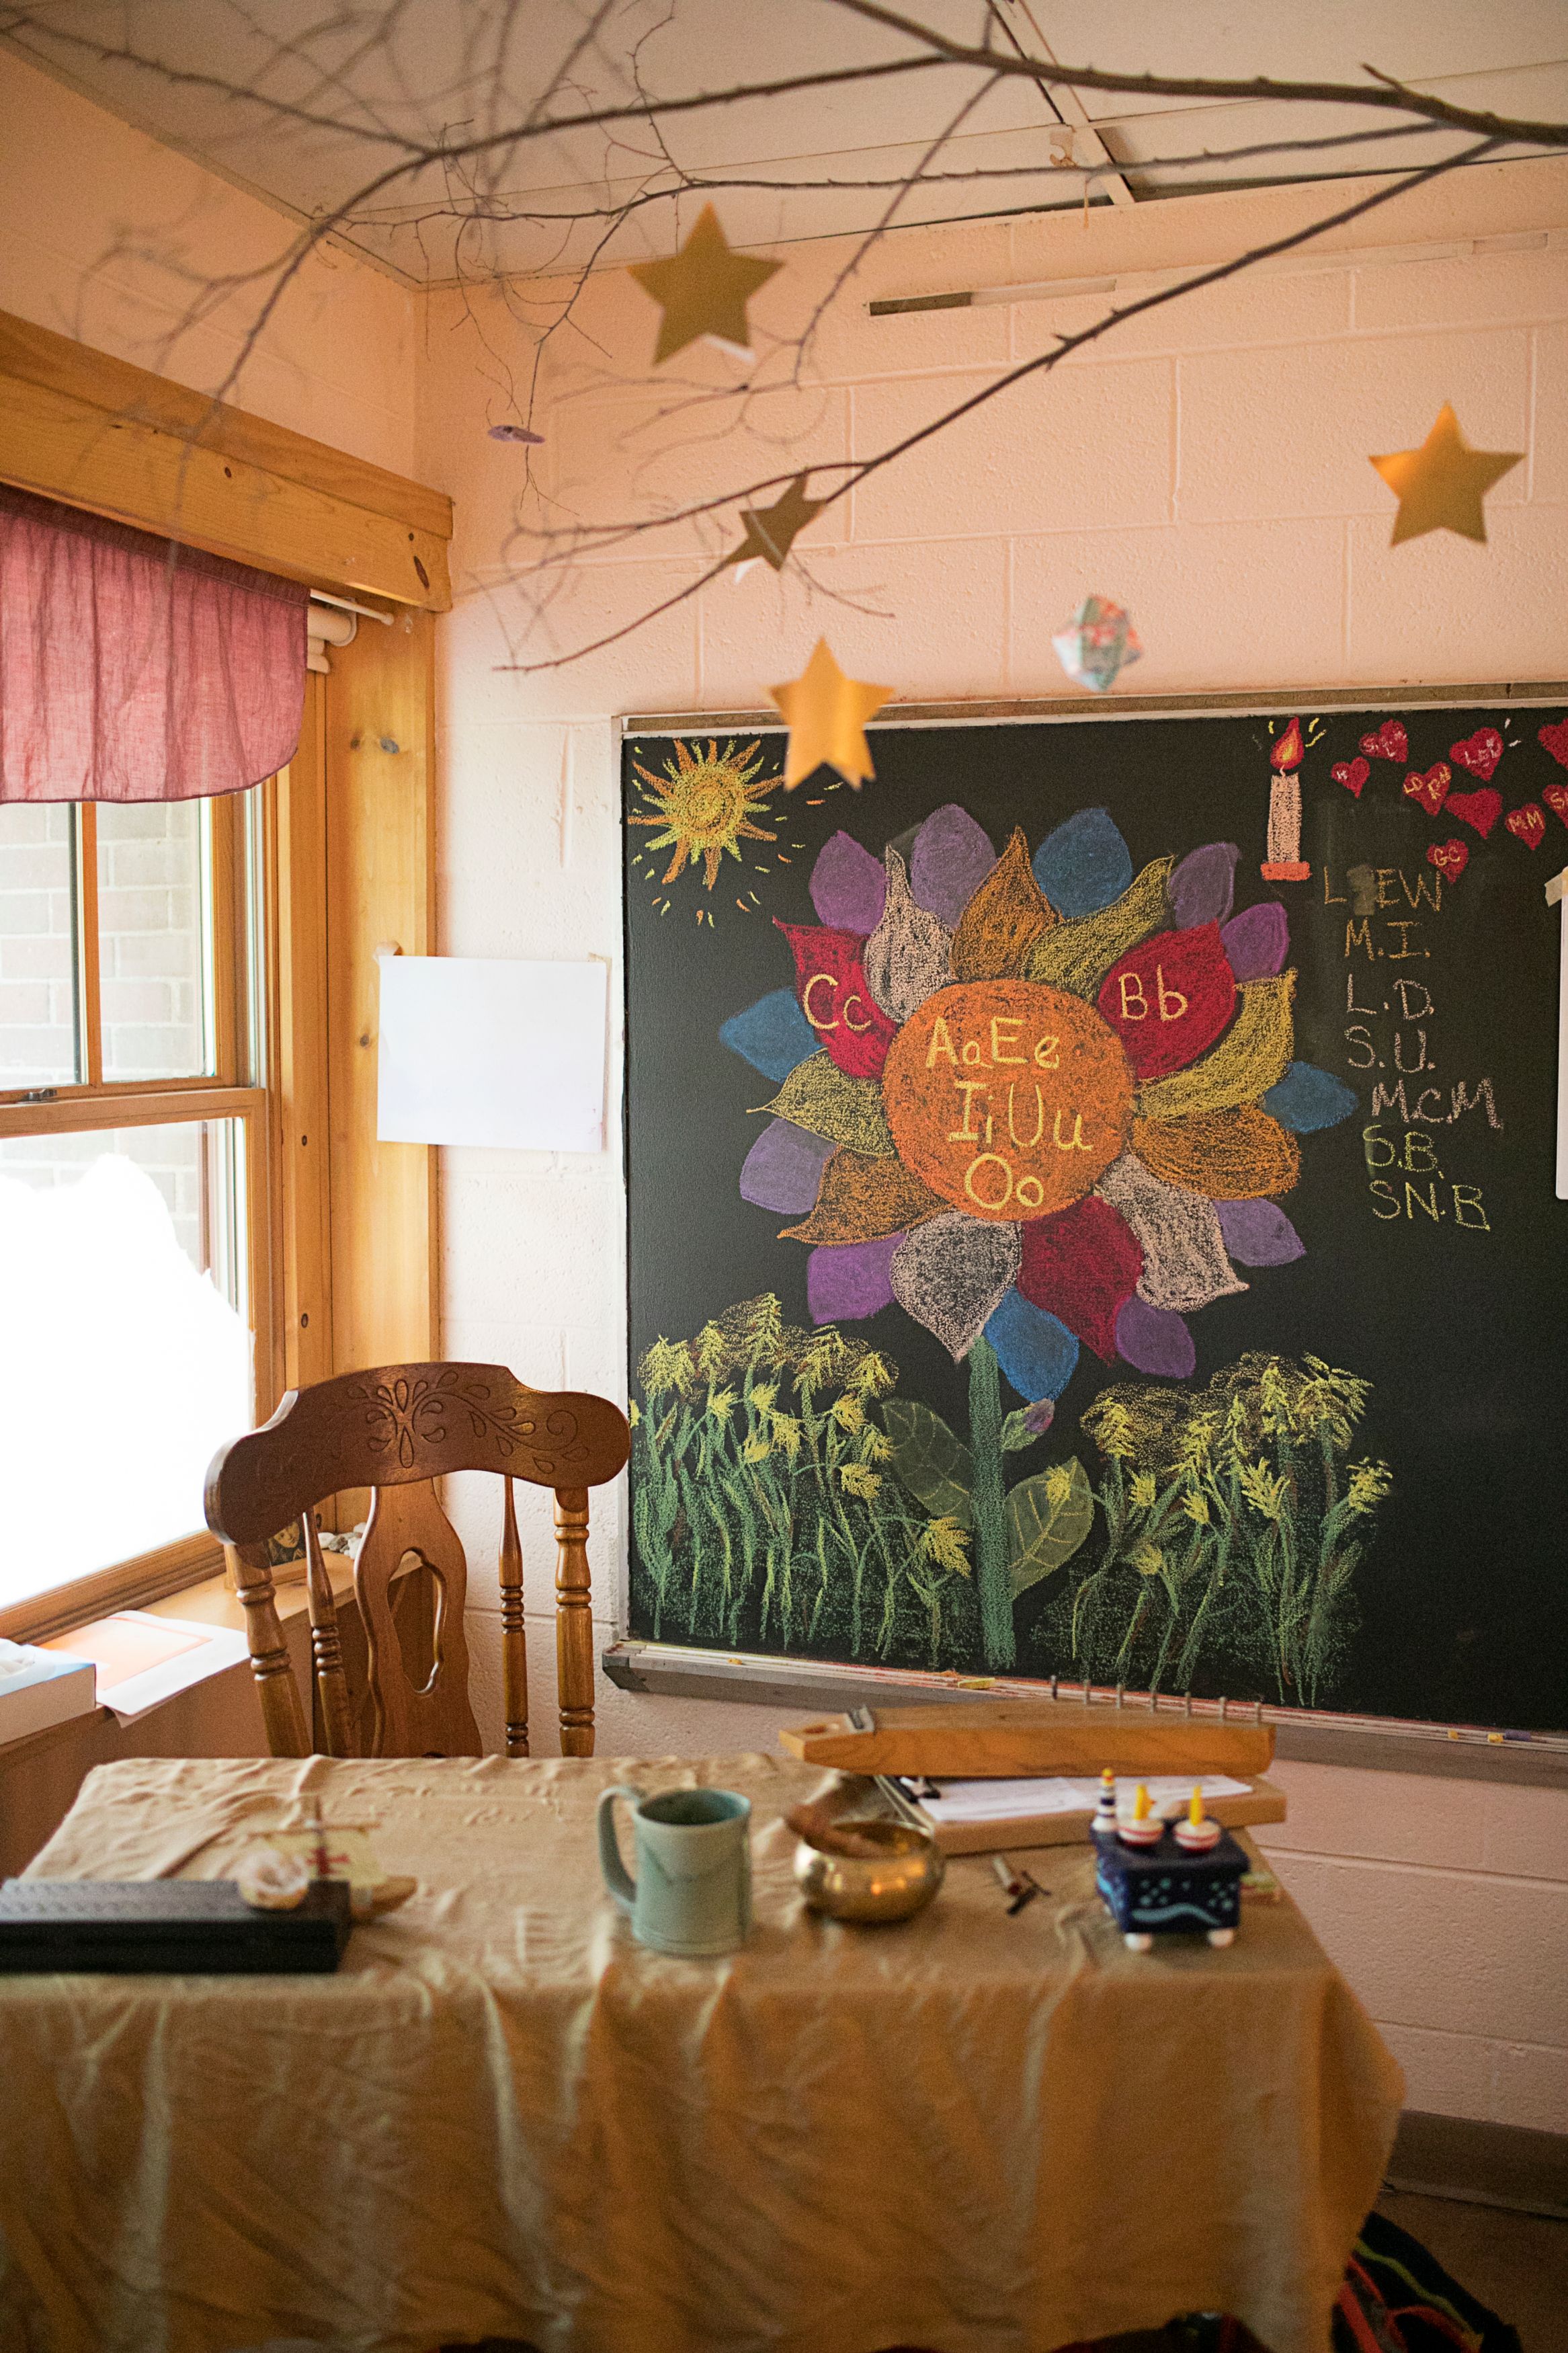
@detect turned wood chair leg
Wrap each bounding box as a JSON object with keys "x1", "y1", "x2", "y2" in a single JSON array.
[
  {"x1": 499, "y1": 1476, "x2": 530, "y2": 1757},
  {"x1": 553, "y1": 1485, "x2": 593, "y2": 1757},
  {"x1": 229, "y1": 1540, "x2": 311, "y2": 1759}
]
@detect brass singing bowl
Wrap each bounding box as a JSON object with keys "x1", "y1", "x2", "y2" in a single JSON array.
[{"x1": 793, "y1": 1819, "x2": 945, "y2": 1923}]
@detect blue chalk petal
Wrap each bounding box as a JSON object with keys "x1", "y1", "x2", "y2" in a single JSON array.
[
  {"x1": 719, "y1": 989, "x2": 816, "y2": 1082},
  {"x1": 1263, "y1": 1062, "x2": 1358, "y2": 1133},
  {"x1": 983, "y1": 1289, "x2": 1080, "y2": 1403},
  {"x1": 1033, "y1": 806, "x2": 1133, "y2": 919}
]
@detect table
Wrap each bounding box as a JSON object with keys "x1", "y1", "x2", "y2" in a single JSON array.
[{"x1": 0, "y1": 1752, "x2": 1403, "y2": 2353}]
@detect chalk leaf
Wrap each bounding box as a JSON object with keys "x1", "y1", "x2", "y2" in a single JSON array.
[
  {"x1": 1006, "y1": 1458, "x2": 1094, "y2": 1598},
  {"x1": 881, "y1": 1400, "x2": 974, "y2": 1529}
]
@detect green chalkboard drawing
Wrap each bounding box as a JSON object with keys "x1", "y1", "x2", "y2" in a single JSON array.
[
  {"x1": 630, "y1": 1295, "x2": 984, "y2": 1670},
  {"x1": 1048, "y1": 1353, "x2": 1391, "y2": 1706},
  {"x1": 722, "y1": 801, "x2": 1358, "y2": 1669}
]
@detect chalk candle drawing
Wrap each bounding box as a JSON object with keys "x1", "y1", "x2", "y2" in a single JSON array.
[
  {"x1": 1261, "y1": 716, "x2": 1311, "y2": 882},
  {"x1": 720, "y1": 801, "x2": 1358, "y2": 1669}
]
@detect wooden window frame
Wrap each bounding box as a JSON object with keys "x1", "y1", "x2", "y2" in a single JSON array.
[{"x1": 0, "y1": 308, "x2": 448, "y2": 1643}]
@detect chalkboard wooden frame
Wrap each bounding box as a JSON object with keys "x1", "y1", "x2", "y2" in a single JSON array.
[{"x1": 616, "y1": 682, "x2": 1568, "y2": 1773}]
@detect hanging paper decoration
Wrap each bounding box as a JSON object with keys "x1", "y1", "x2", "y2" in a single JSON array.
[
  {"x1": 488, "y1": 422, "x2": 544, "y2": 444},
  {"x1": 768, "y1": 639, "x2": 893, "y2": 791},
  {"x1": 1368, "y1": 403, "x2": 1523, "y2": 545},
  {"x1": 628, "y1": 203, "x2": 782, "y2": 364},
  {"x1": 1261, "y1": 716, "x2": 1310, "y2": 883},
  {"x1": 1052, "y1": 596, "x2": 1141, "y2": 694},
  {"x1": 725, "y1": 474, "x2": 829, "y2": 580}
]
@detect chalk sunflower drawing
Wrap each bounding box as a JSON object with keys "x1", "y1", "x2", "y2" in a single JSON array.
[
  {"x1": 628, "y1": 736, "x2": 829, "y2": 924},
  {"x1": 720, "y1": 803, "x2": 1358, "y2": 1669}
]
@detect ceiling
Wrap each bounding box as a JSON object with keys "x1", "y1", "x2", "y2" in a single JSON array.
[{"x1": 4, "y1": 0, "x2": 1565, "y2": 283}]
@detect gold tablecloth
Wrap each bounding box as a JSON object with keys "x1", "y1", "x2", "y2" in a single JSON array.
[{"x1": 0, "y1": 1753, "x2": 1402, "y2": 2353}]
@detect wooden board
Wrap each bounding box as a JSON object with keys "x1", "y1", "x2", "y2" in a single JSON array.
[
  {"x1": 876, "y1": 1770, "x2": 1288, "y2": 1858},
  {"x1": 780, "y1": 1702, "x2": 1274, "y2": 1778},
  {"x1": 0, "y1": 307, "x2": 451, "y2": 610}
]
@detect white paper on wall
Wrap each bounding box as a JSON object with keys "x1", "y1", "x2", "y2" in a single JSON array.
[{"x1": 376, "y1": 955, "x2": 608, "y2": 1152}]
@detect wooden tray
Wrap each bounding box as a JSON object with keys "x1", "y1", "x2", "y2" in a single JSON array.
[{"x1": 780, "y1": 1700, "x2": 1274, "y2": 1780}]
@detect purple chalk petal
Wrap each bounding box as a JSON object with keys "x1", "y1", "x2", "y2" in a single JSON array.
[
  {"x1": 1169, "y1": 842, "x2": 1240, "y2": 929},
  {"x1": 909, "y1": 803, "x2": 995, "y2": 927},
  {"x1": 740, "y1": 1119, "x2": 837, "y2": 1216},
  {"x1": 1221, "y1": 902, "x2": 1288, "y2": 980},
  {"x1": 1216, "y1": 1198, "x2": 1305, "y2": 1269},
  {"x1": 1115, "y1": 1295, "x2": 1196, "y2": 1378},
  {"x1": 807, "y1": 1234, "x2": 901, "y2": 1324},
  {"x1": 809, "y1": 830, "x2": 887, "y2": 934}
]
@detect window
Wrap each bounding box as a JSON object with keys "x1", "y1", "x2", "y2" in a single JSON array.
[{"x1": 0, "y1": 792, "x2": 272, "y2": 1617}]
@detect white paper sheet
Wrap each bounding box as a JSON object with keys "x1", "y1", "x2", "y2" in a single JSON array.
[
  {"x1": 912, "y1": 1773, "x2": 1252, "y2": 1826},
  {"x1": 376, "y1": 955, "x2": 607, "y2": 1152},
  {"x1": 45, "y1": 1612, "x2": 251, "y2": 1726}
]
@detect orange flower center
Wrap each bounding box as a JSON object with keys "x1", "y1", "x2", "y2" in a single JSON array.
[{"x1": 881, "y1": 980, "x2": 1134, "y2": 1222}]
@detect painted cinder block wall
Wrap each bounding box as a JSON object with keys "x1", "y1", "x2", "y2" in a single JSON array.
[{"x1": 418, "y1": 157, "x2": 1568, "y2": 2135}]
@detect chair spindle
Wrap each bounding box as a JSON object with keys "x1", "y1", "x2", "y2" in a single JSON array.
[
  {"x1": 499, "y1": 1476, "x2": 530, "y2": 1758},
  {"x1": 554, "y1": 1486, "x2": 594, "y2": 1757}
]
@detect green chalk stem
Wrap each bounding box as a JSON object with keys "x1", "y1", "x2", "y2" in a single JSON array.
[{"x1": 967, "y1": 1336, "x2": 1014, "y2": 1670}]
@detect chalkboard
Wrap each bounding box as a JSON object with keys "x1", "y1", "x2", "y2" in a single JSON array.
[{"x1": 622, "y1": 701, "x2": 1568, "y2": 1736}]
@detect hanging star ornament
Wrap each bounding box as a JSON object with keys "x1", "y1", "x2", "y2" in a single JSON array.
[
  {"x1": 627, "y1": 203, "x2": 782, "y2": 365},
  {"x1": 768, "y1": 639, "x2": 893, "y2": 790},
  {"x1": 1369, "y1": 403, "x2": 1523, "y2": 546},
  {"x1": 725, "y1": 474, "x2": 829, "y2": 581}
]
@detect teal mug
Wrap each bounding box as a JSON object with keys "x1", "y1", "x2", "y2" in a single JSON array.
[{"x1": 597, "y1": 1784, "x2": 753, "y2": 1957}]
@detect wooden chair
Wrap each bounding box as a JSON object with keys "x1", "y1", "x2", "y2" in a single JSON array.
[{"x1": 204, "y1": 1363, "x2": 630, "y2": 1761}]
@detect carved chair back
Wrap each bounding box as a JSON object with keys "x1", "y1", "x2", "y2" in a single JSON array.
[{"x1": 205, "y1": 1363, "x2": 630, "y2": 1761}]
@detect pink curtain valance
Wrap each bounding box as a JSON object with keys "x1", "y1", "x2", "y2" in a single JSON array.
[{"x1": 0, "y1": 482, "x2": 308, "y2": 802}]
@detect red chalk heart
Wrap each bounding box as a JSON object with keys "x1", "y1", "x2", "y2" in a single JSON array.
[
  {"x1": 1538, "y1": 720, "x2": 1568, "y2": 770},
  {"x1": 1449, "y1": 727, "x2": 1503, "y2": 781},
  {"x1": 1361, "y1": 719, "x2": 1408, "y2": 762},
  {"x1": 1543, "y1": 781, "x2": 1568, "y2": 828},
  {"x1": 1505, "y1": 803, "x2": 1546, "y2": 849},
  {"x1": 1427, "y1": 838, "x2": 1469, "y2": 882},
  {"x1": 1445, "y1": 787, "x2": 1502, "y2": 840},
  {"x1": 1403, "y1": 762, "x2": 1451, "y2": 817},
  {"x1": 1331, "y1": 757, "x2": 1370, "y2": 797}
]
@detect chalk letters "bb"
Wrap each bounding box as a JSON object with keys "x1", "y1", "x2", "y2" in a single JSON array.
[{"x1": 1116, "y1": 967, "x2": 1189, "y2": 1024}]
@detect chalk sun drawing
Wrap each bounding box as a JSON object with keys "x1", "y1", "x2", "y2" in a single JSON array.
[
  {"x1": 720, "y1": 802, "x2": 1359, "y2": 1669},
  {"x1": 627, "y1": 735, "x2": 831, "y2": 925}
]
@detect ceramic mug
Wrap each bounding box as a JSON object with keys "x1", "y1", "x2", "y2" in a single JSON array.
[{"x1": 597, "y1": 1784, "x2": 752, "y2": 1957}]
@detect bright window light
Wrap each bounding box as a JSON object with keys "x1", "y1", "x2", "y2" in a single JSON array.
[{"x1": 0, "y1": 1129, "x2": 251, "y2": 1606}]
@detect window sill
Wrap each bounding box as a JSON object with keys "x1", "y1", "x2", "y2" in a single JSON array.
[{"x1": 0, "y1": 1551, "x2": 362, "y2": 1771}]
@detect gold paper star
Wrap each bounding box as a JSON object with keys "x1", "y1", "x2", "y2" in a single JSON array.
[
  {"x1": 1369, "y1": 403, "x2": 1523, "y2": 546},
  {"x1": 768, "y1": 639, "x2": 893, "y2": 791},
  {"x1": 725, "y1": 475, "x2": 829, "y2": 575},
  {"x1": 627, "y1": 204, "x2": 782, "y2": 365}
]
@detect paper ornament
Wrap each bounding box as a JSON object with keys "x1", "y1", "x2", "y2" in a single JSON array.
[
  {"x1": 1053, "y1": 596, "x2": 1141, "y2": 693},
  {"x1": 628, "y1": 203, "x2": 782, "y2": 364},
  {"x1": 1369, "y1": 403, "x2": 1523, "y2": 546},
  {"x1": 726, "y1": 473, "x2": 829, "y2": 579},
  {"x1": 488, "y1": 422, "x2": 544, "y2": 444},
  {"x1": 768, "y1": 639, "x2": 893, "y2": 791}
]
